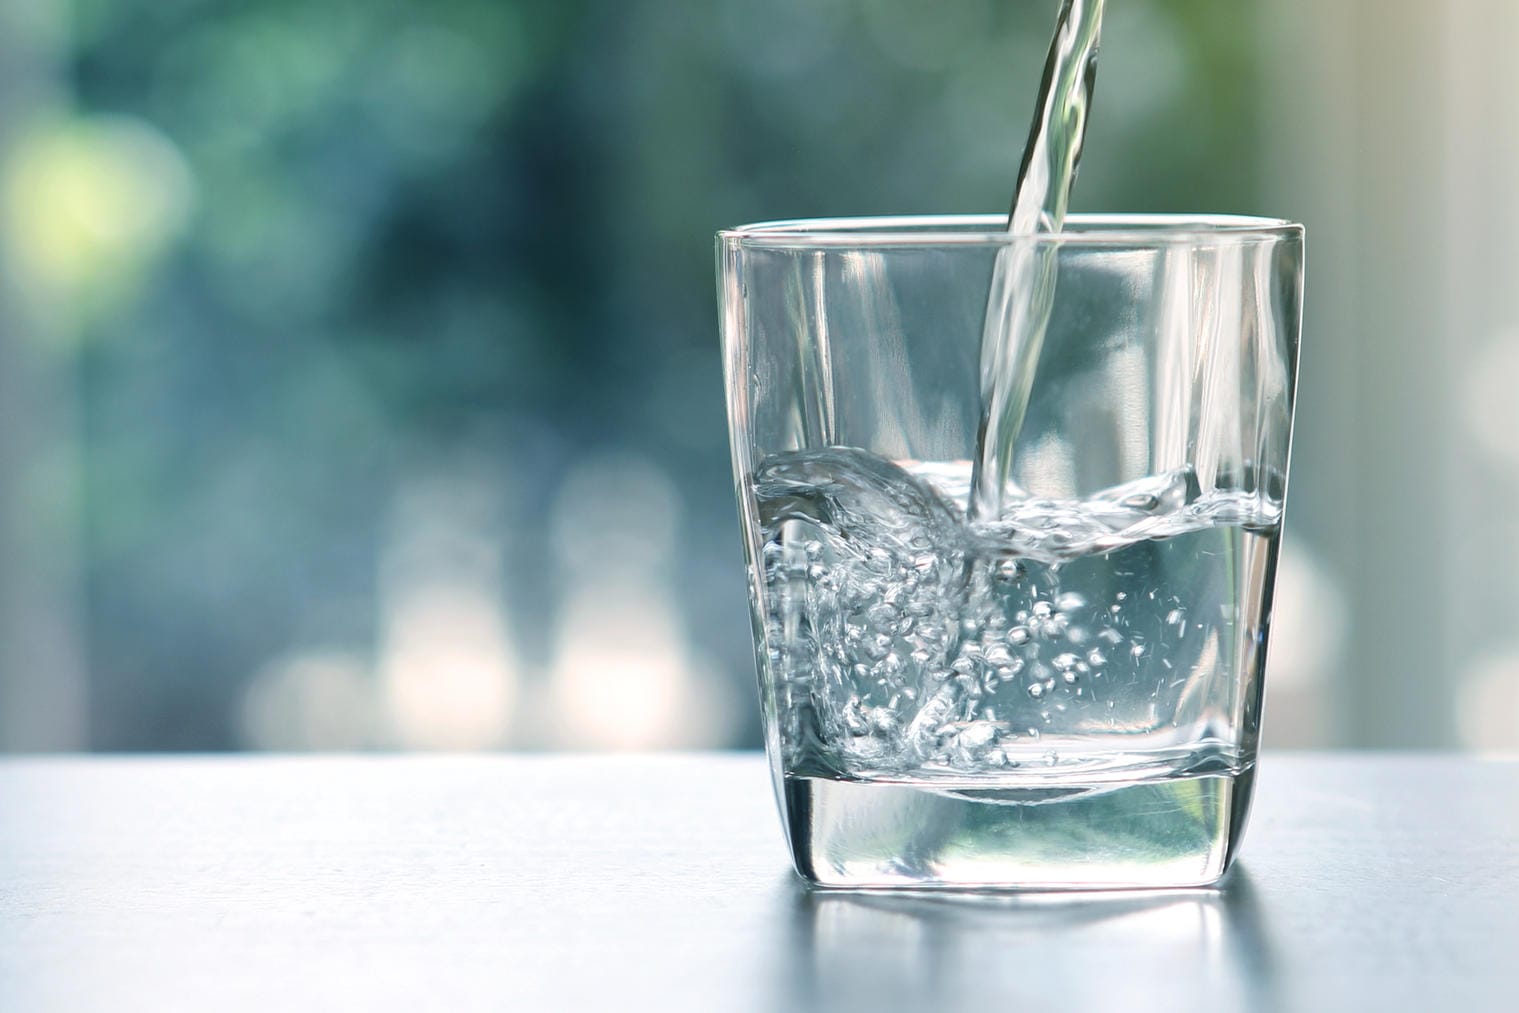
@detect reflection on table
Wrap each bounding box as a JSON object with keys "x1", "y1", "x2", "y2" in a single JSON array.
[{"x1": 778, "y1": 870, "x2": 1277, "y2": 1013}]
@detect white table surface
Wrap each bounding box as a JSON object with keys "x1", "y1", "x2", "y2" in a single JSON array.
[{"x1": 1, "y1": 753, "x2": 1516, "y2": 1012}]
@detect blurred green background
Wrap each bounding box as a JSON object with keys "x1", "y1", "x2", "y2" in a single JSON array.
[{"x1": 2, "y1": 0, "x2": 1517, "y2": 752}]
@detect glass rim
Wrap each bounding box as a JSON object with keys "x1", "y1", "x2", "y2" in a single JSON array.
[{"x1": 718, "y1": 213, "x2": 1302, "y2": 248}]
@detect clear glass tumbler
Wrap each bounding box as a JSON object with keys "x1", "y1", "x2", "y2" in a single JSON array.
[{"x1": 718, "y1": 215, "x2": 1303, "y2": 889}]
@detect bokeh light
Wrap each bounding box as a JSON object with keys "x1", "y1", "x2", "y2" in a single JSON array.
[{"x1": 0, "y1": 0, "x2": 1516, "y2": 752}]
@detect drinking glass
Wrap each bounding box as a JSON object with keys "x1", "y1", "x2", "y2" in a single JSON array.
[{"x1": 718, "y1": 215, "x2": 1303, "y2": 889}]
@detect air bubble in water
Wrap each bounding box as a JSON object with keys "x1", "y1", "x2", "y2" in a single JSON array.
[
  {"x1": 957, "y1": 721, "x2": 997, "y2": 751},
  {"x1": 752, "y1": 447, "x2": 1281, "y2": 780}
]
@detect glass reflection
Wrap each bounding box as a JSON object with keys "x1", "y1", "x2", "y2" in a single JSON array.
[{"x1": 779, "y1": 868, "x2": 1276, "y2": 1013}]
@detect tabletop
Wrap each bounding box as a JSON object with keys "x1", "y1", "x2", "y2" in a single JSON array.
[{"x1": 1, "y1": 753, "x2": 1516, "y2": 1012}]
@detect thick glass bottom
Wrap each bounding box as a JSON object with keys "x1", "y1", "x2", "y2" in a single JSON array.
[{"x1": 782, "y1": 765, "x2": 1254, "y2": 890}]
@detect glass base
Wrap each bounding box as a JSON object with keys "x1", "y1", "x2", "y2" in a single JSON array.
[{"x1": 782, "y1": 766, "x2": 1255, "y2": 890}]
